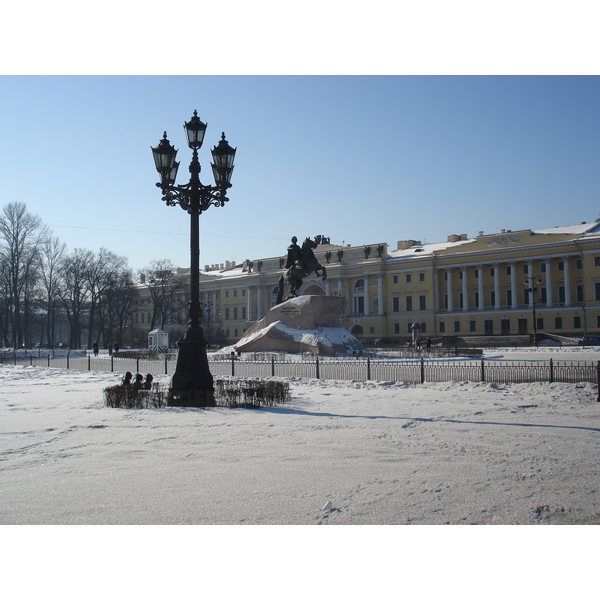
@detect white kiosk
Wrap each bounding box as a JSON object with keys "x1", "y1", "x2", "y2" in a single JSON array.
[{"x1": 148, "y1": 328, "x2": 169, "y2": 353}]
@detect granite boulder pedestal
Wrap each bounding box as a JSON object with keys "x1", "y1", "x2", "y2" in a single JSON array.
[{"x1": 230, "y1": 295, "x2": 363, "y2": 356}]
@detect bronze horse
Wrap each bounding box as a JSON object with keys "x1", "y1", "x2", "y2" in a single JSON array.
[{"x1": 276, "y1": 237, "x2": 327, "y2": 304}]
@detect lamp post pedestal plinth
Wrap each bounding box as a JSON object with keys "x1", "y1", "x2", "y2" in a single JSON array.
[
  {"x1": 169, "y1": 337, "x2": 215, "y2": 407},
  {"x1": 168, "y1": 298, "x2": 216, "y2": 407}
]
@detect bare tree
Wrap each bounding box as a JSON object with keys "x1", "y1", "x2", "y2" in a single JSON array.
[
  {"x1": 0, "y1": 202, "x2": 50, "y2": 347},
  {"x1": 101, "y1": 267, "x2": 137, "y2": 348},
  {"x1": 38, "y1": 236, "x2": 67, "y2": 347},
  {"x1": 84, "y1": 248, "x2": 128, "y2": 348},
  {"x1": 139, "y1": 259, "x2": 187, "y2": 330},
  {"x1": 57, "y1": 248, "x2": 94, "y2": 348}
]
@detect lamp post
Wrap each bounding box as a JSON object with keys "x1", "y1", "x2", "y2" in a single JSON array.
[
  {"x1": 524, "y1": 276, "x2": 543, "y2": 348},
  {"x1": 151, "y1": 111, "x2": 236, "y2": 406}
]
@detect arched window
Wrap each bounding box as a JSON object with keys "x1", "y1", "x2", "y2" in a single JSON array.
[{"x1": 353, "y1": 278, "x2": 365, "y2": 314}]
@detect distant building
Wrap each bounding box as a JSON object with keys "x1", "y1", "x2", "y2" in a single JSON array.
[{"x1": 130, "y1": 219, "x2": 600, "y2": 344}]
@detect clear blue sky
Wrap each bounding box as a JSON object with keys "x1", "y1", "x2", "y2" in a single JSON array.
[{"x1": 0, "y1": 75, "x2": 598, "y2": 273}]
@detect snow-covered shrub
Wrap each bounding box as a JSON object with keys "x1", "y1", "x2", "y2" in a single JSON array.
[
  {"x1": 214, "y1": 378, "x2": 290, "y2": 408},
  {"x1": 103, "y1": 383, "x2": 167, "y2": 409}
]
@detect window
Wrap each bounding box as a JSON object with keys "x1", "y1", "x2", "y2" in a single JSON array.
[
  {"x1": 459, "y1": 293, "x2": 464, "y2": 309},
  {"x1": 242, "y1": 289, "x2": 246, "y2": 296},
  {"x1": 439, "y1": 322, "x2": 446, "y2": 333},
  {"x1": 595, "y1": 256, "x2": 600, "y2": 267},
  {"x1": 242, "y1": 306, "x2": 247, "y2": 319},
  {"x1": 405, "y1": 296, "x2": 413, "y2": 311},
  {"x1": 392, "y1": 275, "x2": 398, "y2": 284},
  {"x1": 406, "y1": 274, "x2": 412, "y2": 283},
  {"x1": 474, "y1": 291, "x2": 479, "y2": 306},
  {"x1": 540, "y1": 288, "x2": 547, "y2": 304},
  {"x1": 523, "y1": 265, "x2": 529, "y2": 274},
  {"x1": 470, "y1": 320, "x2": 476, "y2": 332},
  {"x1": 419, "y1": 273, "x2": 425, "y2": 282},
  {"x1": 506, "y1": 290, "x2": 512, "y2": 305},
  {"x1": 558, "y1": 261, "x2": 565, "y2": 271},
  {"x1": 394, "y1": 323, "x2": 400, "y2": 334},
  {"x1": 541, "y1": 263, "x2": 546, "y2": 273},
  {"x1": 225, "y1": 308, "x2": 230, "y2": 320},
  {"x1": 596, "y1": 283, "x2": 600, "y2": 301},
  {"x1": 459, "y1": 271, "x2": 463, "y2": 280},
  {"x1": 354, "y1": 296, "x2": 365, "y2": 314},
  {"x1": 370, "y1": 327, "x2": 375, "y2": 334},
  {"x1": 558, "y1": 286, "x2": 565, "y2": 303},
  {"x1": 536, "y1": 317, "x2": 544, "y2": 331},
  {"x1": 576, "y1": 260, "x2": 582, "y2": 270},
  {"x1": 454, "y1": 321, "x2": 461, "y2": 332},
  {"x1": 574, "y1": 316, "x2": 582, "y2": 329},
  {"x1": 506, "y1": 266, "x2": 512, "y2": 275},
  {"x1": 474, "y1": 269, "x2": 479, "y2": 279},
  {"x1": 392, "y1": 297, "x2": 400, "y2": 312},
  {"x1": 225, "y1": 291, "x2": 229, "y2": 298},
  {"x1": 490, "y1": 291, "x2": 496, "y2": 306},
  {"x1": 490, "y1": 267, "x2": 495, "y2": 277},
  {"x1": 233, "y1": 307, "x2": 238, "y2": 319},
  {"x1": 577, "y1": 285, "x2": 584, "y2": 302},
  {"x1": 419, "y1": 295, "x2": 427, "y2": 310},
  {"x1": 420, "y1": 323, "x2": 427, "y2": 333},
  {"x1": 555, "y1": 317, "x2": 563, "y2": 329},
  {"x1": 233, "y1": 290, "x2": 237, "y2": 297}
]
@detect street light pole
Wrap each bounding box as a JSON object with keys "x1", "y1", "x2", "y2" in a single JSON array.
[{"x1": 151, "y1": 112, "x2": 236, "y2": 407}]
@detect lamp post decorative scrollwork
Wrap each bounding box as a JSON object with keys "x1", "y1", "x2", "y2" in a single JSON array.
[{"x1": 151, "y1": 111, "x2": 236, "y2": 406}]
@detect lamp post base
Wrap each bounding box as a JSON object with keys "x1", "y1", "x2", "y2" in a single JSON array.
[{"x1": 168, "y1": 335, "x2": 215, "y2": 407}]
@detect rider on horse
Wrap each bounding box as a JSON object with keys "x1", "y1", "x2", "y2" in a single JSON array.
[{"x1": 276, "y1": 236, "x2": 327, "y2": 305}]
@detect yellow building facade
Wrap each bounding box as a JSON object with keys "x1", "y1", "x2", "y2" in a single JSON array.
[{"x1": 132, "y1": 219, "x2": 600, "y2": 344}]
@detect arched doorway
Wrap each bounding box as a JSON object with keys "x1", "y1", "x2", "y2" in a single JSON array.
[{"x1": 351, "y1": 324, "x2": 363, "y2": 338}]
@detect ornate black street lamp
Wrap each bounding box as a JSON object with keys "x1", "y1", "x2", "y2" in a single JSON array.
[
  {"x1": 524, "y1": 276, "x2": 544, "y2": 348},
  {"x1": 152, "y1": 111, "x2": 236, "y2": 406}
]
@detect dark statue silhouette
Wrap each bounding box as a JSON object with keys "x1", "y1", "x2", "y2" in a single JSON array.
[{"x1": 275, "y1": 236, "x2": 327, "y2": 304}]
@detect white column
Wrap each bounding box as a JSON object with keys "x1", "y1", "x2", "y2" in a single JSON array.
[
  {"x1": 494, "y1": 264, "x2": 500, "y2": 310},
  {"x1": 377, "y1": 274, "x2": 384, "y2": 315},
  {"x1": 257, "y1": 286, "x2": 263, "y2": 320},
  {"x1": 563, "y1": 256, "x2": 571, "y2": 306},
  {"x1": 510, "y1": 262, "x2": 517, "y2": 309},
  {"x1": 364, "y1": 276, "x2": 370, "y2": 316},
  {"x1": 247, "y1": 286, "x2": 253, "y2": 321},
  {"x1": 545, "y1": 259, "x2": 553, "y2": 307},
  {"x1": 446, "y1": 269, "x2": 453, "y2": 312},
  {"x1": 478, "y1": 265, "x2": 484, "y2": 310},
  {"x1": 462, "y1": 268, "x2": 468, "y2": 311},
  {"x1": 433, "y1": 269, "x2": 440, "y2": 312}
]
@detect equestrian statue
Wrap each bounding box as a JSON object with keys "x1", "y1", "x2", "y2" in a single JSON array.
[{"x1": 275, "y1": 236, "x2": 327, "y2": 305}]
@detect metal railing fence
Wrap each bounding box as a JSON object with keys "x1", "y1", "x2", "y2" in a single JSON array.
[{"x1": 3, "y1": 352, "x2": 599, "y2": 388}]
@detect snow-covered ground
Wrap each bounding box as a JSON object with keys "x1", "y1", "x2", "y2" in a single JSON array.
[
  {"x1": 2, "y1": 363, "x2": 599, "y2": 526},
  {"x1": 1, "y1": 352, "x2": 598, "y2": 595}
]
